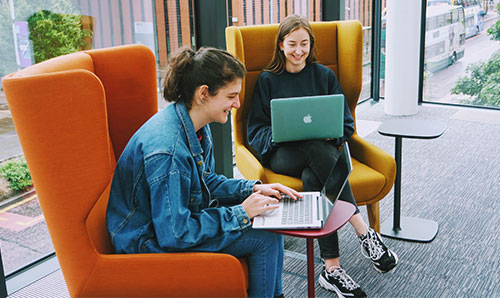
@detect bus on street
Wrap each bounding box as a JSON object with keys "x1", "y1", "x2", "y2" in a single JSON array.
[
  {"x1": 451, "y1": 0, "x2": 485, "y2": 37},
  {"x1": 425, "y1": 5, "x2": 466, "y2": 72}
]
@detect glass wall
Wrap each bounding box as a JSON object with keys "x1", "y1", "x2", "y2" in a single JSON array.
[
  {"x1": 230, "y1": 0, "x2": 373, "y2": 102},
  {"x1": 0, "y1": 0, "x2": 195, "y2": 277},
  {"x1": 423, "y1": 0, "x2": 500, "y2": 108},
  {"x1": 378, "y1": 0, "x2": 500, "y2": 109},
  {"x1": 379, "y1": 0, "x2": 386, "y2": 98},
  {"x1": 345, "y1": 0, "x2": 374, "y2": 101},
  {"x1": 230, "y1": 0, "x2": 322, "y2": 25}
]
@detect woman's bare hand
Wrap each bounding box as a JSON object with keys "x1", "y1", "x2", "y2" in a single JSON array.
[
  {"x1": 253, "y1": 183, "x2": 302, "y2": 200},
  {"x1": 241, "y1": 191, "x2": 280, "y2": 219}
]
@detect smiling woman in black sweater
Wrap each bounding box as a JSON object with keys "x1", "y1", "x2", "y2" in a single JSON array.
[
  {"x1": 247, "y1": 61, "x2": 354, "y2": 165},
  {"x1": 247, "y1": 15, "x2": 398, "y2": 298}
]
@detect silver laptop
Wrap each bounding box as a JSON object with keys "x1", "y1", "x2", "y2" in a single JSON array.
[
  {"x1": 271, "y1": 94, "x2": 344, "y2": 143},
  {"x1": 252, "y1": 143, "x2": 353, "y2": 230}
]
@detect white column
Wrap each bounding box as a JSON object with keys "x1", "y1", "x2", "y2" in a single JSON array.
[{"x1": 384, "y1": 0, "x2": 421, "y2": 115}]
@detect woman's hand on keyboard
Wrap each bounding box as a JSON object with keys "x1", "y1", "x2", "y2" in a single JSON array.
[
  {"x1": 242, "y1": 191, "x2": 280, "y2": 219},
  {"x1": 253, "y1": 183, "x2": 302, "y2": 201}
]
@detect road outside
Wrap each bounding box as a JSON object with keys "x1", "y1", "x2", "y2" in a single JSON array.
[
  {"x1": 1, "y1": 87, "x2": 53, "y2": 275},
  {"x1": 425, "y1": 11, "x2": 500, "y2": 104},
  {"x1": 0, "y1": 91, "x2": 22, "y2": 162}
]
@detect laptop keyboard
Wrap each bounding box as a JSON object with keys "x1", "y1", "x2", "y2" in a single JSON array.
[{"x1": 281, "y1": 194, "x2": 314, "y2": 225}]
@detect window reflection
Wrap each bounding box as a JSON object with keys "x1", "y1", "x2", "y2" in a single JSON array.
[{"x1": 424, "y1": 0, "x2": 500, "y2": 108}]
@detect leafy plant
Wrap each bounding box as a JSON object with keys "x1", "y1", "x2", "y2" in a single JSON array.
[
  {"x1": 451, "y1": 51, "x2": 500, "y2": 107},
  {"x1": 28, "y1": 10, "x2": 92, "y2": 63},
  {"x1": 0, "y1": 158, "x2": 32, "y2": 192}
]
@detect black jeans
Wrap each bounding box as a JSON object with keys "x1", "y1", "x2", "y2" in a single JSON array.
[{"x1": 268, "y1": 140, "x2": 359, "y2": 259}]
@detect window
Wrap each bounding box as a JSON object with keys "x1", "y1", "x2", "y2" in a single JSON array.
[
  {"x1": 423, "y1": 0, "x2": 500, "y2": 108},
  {"x1": 230, "y1": 0, "x2": 322, "y2": 26},
  {"x1": 345, "y1": 0, "x2": 373, "y2": 101},
  {"x1": 0, "y1": 0, "x2": 195, "y2": 280}
]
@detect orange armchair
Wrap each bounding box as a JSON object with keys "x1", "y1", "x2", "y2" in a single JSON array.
[
  {"x1": 2, "y1": 44, "x2": 248, "y2": 297},
  {"x1": 226, "y1": 20, "x2": 396, "y2": 232}
]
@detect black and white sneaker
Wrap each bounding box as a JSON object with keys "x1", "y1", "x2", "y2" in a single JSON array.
[
  {"x1": 359, "y1": 228, "x2": 398, "y2": 273},
  {"x1": 318, "y1": 266, "x2": 367, "y2": 298}
]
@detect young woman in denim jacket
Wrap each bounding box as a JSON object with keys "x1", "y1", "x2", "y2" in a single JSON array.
[
  {"x1": 247, "y1": 15, "x2": 398, "y2": 297},
  {"x1": 106, "y1": 47, "x2": 300, "y2": 298}
]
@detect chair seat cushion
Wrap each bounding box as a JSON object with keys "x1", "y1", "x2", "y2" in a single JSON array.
[
  {"x1": 349, "y1": 158, "x2": 385, "y2": 205},
  {"x1": 262, "y1": 158, "x2": 385, "y2": 206},
  {"x1": 263, "y1": 168, "x2": 303, "y2": 190}
]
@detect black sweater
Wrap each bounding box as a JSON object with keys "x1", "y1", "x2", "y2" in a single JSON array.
[{"x1": 247, "y1": 63, "x2": 355, "y2": 164}]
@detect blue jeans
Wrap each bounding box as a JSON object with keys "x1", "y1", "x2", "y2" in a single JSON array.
[{"x1": 219, "y1": 228, "x2": 284, "y2": 297}]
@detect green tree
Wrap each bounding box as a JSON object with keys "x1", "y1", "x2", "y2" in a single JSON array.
[
  {"x1": 28, "y1": 10, "x2": 91, "y2": 63},
  {"x1": 478, "y1": 72, "x2": 500, "y2": 107},
  {"x1": 486, "y1": 2, "x2": 500, "y2": 41},
  {"x1": 454, "y1": 2, "x2": 500, "y2": 108},
  {"x1": 451, "y1": 51, "x2": 500, "y2": 107},
  {"x1": 487, "y1": 21, "x2": 500, "y2": 41}
]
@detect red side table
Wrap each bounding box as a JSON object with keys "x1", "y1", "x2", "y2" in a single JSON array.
[{"x1": 273, "y1": 200, "x2": 355, "y2": 298}]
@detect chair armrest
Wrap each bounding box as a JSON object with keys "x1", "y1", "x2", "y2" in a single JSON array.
[
  {"x1": 82, "y1": 252, "x2": 247, "y2": 297},
  {"x1": 235, "y1": 145, "x2": 266, "y2": 182},
  {"x1": 348, "y1": 134, "x2": 396, "y2": 185}
]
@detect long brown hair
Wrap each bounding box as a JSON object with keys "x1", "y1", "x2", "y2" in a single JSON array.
[
  {"x1": 265, "y1": 15, "x2": 317, "y2": 74},
  {"x1": 162, "y1": 47, "x2": 246, "y2": 109}
]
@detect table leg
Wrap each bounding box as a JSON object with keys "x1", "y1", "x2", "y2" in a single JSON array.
[
  {"x1": 306, "y1": 238, "x2": 315, "y2": 298},
  {"x1": 393, "y1": 136, "x2": 402, "y2": 231},
  {"x1": 380, "y1": 136, "x2": 439, "y2": 242}
]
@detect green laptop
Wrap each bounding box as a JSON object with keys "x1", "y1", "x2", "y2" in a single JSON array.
[{"x1": 270, "y1": 94, "x2": 344, "y2": 143}]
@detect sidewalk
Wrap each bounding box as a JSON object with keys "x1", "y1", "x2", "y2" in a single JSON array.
[{"x1": 0, "y1": 89, "x2": 23, "y2": 162}]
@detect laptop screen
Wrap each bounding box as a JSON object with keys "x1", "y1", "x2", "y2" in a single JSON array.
[
  {"x1": 321, "y1": 143, "x2": 353, "y2": 205},
  {"x1": 270, "y1": 94, "x2": 345, "y2": 143}
]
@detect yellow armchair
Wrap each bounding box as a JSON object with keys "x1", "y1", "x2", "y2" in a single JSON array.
[{"x1": 226, "y1": 20, "x2": 396, "y2": 232}]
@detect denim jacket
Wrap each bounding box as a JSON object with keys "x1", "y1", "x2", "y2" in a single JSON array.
[{"x1": 106, "y1": 102, "x2": 258, "y2": 254}]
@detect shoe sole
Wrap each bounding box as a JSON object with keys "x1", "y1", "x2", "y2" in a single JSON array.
[
  {"x1": 318, "y1": 274, "x2": 350, "y2": 298},
  {"x1": 374, "y1": 249, "x2": 399, "y2": 273}
]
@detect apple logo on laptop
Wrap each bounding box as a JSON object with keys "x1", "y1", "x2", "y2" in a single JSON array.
[{"x1": 303, "y1": 113, "x2": 312, "y2": 124}]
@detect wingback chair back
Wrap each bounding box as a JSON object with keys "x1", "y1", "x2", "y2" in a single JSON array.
[
  {"x1": 2, "y1": 44, "x2": 248, "y2": 297},
  {"x1": 226, "y1": 21, "x2": 396, "y2": 231}
]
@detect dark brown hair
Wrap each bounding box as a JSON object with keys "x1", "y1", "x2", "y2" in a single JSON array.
[
  {"x1": 162, "y1": 47, "x2": 246, "y2": 109},
  {"x1": 265, "y1": 15, "x2": 317, "y2": 74}
]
